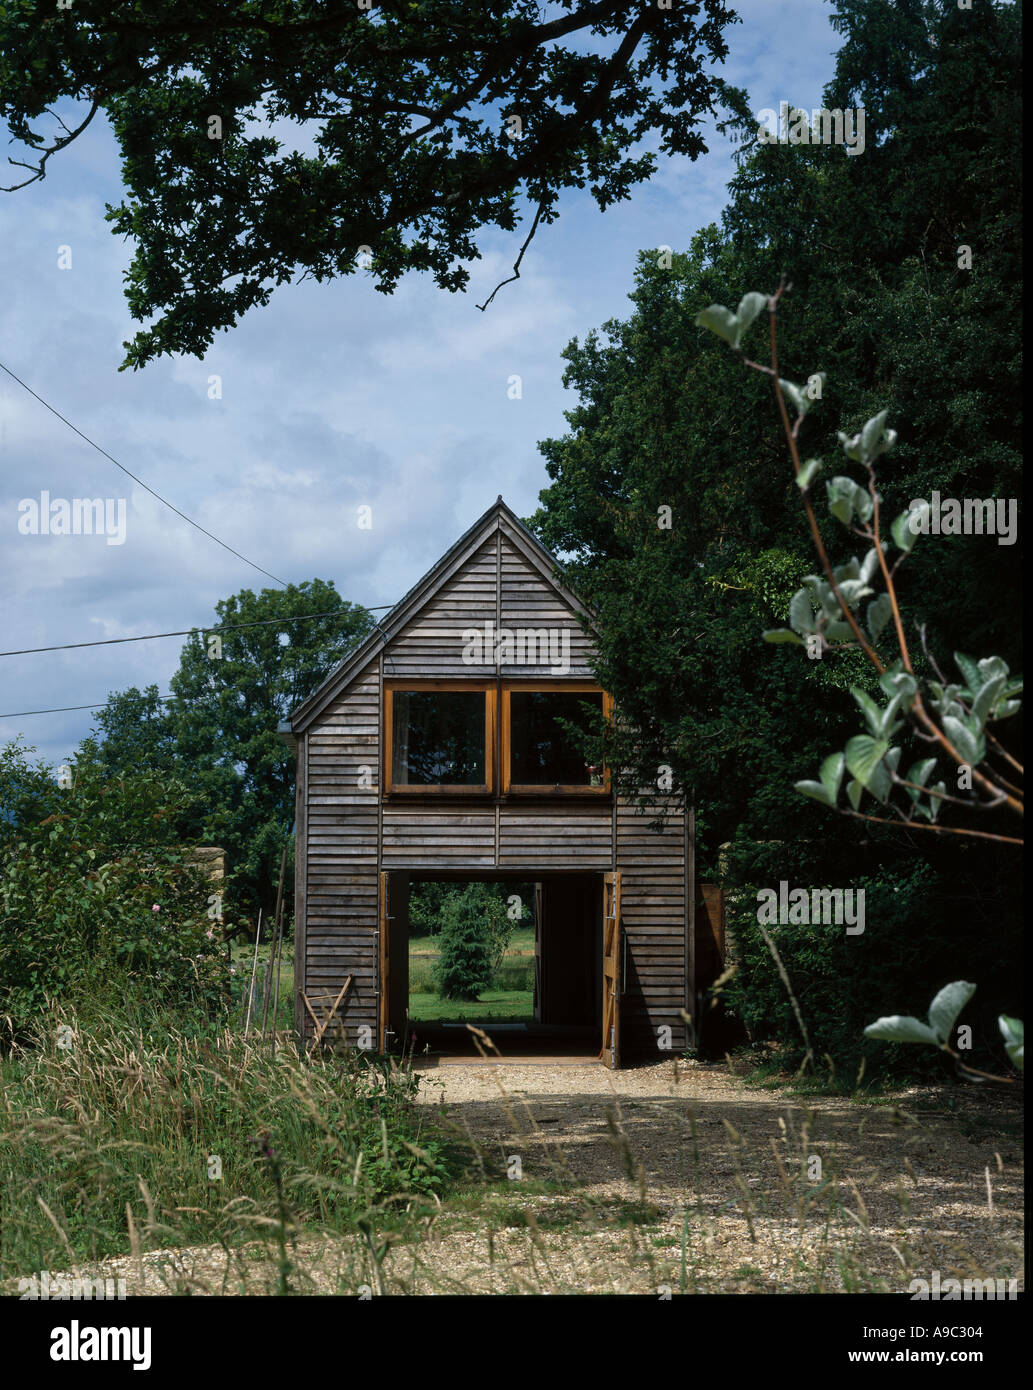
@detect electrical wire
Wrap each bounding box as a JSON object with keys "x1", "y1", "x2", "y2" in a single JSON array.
[
  {"x1": 0, "y1": 604, "x2": 395, "y2": 658},
  {"x1": 1, "y1": 357, "x2": 288, "y2": 587}
]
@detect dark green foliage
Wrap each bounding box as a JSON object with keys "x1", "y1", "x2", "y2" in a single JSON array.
[
  {"x1": 0, "y1": 740, "x2": 226, "y2": 1039},
  {"x1": 0, "y1": 0, "x2": 736, "y2": 367},
  {"x1": 433, "y1": 883, "x2": 516, "y2": 1001},
  {"x1": 408, "y1": 880, "x2": 454, "y2": 938},
  {"x1": 530, "y1": 0, "x2": 1022, "y2": 1074},
  {"x1": 91, "y1": 579, "x2": 373, "y2": 923}
]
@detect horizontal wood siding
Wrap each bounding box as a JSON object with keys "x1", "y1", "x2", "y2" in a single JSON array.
[
  {"x1": 617, "y1": 802, "x2": 688, "y2": 1056},
  {"x1": 381, "y1": 806, "x2": 496, "y2": 867},
  {"x1": 383, "y1": 537, "x2": 497, "y2": 679},
  {"x1": 302, "y1": 662, "x2": 379, "y2": 1044},
  {"x1": 499, "y1": 537, "x2": 594, "y2": 678},
  {"x1": 498, "y1": 804, "x2": 612, "y2": 868}
]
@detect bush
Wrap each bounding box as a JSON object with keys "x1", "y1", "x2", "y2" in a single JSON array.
[
  {"x1": 723, "y1": 862, "x2": 947, "y2": 1083},
  {"x1": 0, "y1": 741, "x2": 227, "y2": 1039},
  {"x1": 433, "y1": 884, "x2": 514, "y2": 1001}
]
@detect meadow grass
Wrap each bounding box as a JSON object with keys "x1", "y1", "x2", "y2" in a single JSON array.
[{"x1": 0, "y1": 993, "x2": 450, "y2": 1282}]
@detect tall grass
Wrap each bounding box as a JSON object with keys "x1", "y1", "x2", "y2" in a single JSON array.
[{"x1": 0, "y1": 994, "x2": 449, "y2": 1283}]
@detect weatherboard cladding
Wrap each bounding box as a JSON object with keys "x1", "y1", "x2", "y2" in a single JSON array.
[{"x1": 292, "y1": 500, "x2": 689, "y2": 1058}]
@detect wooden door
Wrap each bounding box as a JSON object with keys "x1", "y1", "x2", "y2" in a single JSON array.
[
  {"x1": 378, "y1": 870, "x2": 390, "y2": 1051},
  {"x1": 533, "y1": 881, "x2": 543, "y2": 1022},
  {"x1": 600, "y1": 870, "x2": 621, "y2": 1069}
]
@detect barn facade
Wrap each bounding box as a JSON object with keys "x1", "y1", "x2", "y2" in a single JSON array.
[{"x1": 280, "y1": 499, "x2": 715, "y2": 1066}]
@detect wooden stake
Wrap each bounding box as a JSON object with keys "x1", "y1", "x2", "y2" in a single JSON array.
[
  {"x1": 244, "y1": 908, "x2": 263, "y2": 1034},
  {"x1": 269, "y1": 841, "x2": 289, "y2": 1057},
  {"x1": 260, "y1": 843, "x2": 289, "y2": 1043}
]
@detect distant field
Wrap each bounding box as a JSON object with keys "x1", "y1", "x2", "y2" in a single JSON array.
[{"x1": 409, "y1": 926, "x2": 535, "y2": 955}]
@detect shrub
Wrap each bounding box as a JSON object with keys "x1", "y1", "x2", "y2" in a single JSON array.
[
  {"x1": 433, "y1": 884, "x2": 513, "y2": 1001},
  {"x1": 0, "y1": 741, "x2": 227, "y2": 1039}
]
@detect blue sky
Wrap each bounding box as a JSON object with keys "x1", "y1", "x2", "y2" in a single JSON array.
[{"x1": 0, "y1": 0, "x2": 842, "y2": 767}]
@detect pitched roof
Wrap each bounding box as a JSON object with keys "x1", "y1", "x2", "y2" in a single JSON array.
[{"x1": 281, "y1": 497, "x2": 593, "y2": 737}]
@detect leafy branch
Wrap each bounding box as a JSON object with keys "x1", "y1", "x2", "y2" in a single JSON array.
[
  {"x1": 696, "y1": 283, "x2": 1023, "y2": 847},
  {"x1": 865, "y1": 982, "x2": 1022, "y2": 1082}
]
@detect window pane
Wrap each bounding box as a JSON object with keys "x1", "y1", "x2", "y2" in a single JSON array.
[
  {"x1": 509, "y1": 691, "x2": 604, "y2": 785},
  {"x1": 392, "y1": 691, "x2": 486, "y2": 785}
]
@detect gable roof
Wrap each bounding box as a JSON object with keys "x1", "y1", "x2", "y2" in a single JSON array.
[{"x1": 281, "y1": 497, "x2": 594, "y2": 737}]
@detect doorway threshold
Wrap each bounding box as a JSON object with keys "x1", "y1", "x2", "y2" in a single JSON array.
[{"x1": 417, "y1": 1054, "x2": 604, "y2": 1068}]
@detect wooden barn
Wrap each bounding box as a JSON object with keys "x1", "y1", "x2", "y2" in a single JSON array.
[{"x1": 279, "y1": 498, "x2": 720, "y2": 1066}]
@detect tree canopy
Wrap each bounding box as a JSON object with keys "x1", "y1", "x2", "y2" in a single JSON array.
[
  {"x1": 0, "y1": 0, "x2": 735, "y2": 367},
  {"x1": 92, "y1": 579, "x2": 373, "y2": 920},
  {"x1": 529, "y1": 0, "x2": 1022, "y2": 1071}
]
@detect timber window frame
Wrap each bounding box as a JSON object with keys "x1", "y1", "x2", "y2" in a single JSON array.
[
  {"x1": 501, "y1": 681, "x2": 612, "y2": 796},
  {"x1": 384, "y1": 680, "x2": 496, "y2": 796}
]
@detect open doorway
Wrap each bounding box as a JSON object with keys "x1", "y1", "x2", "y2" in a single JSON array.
[{"x1": 381, "y1": 872, "x2": 605, "y2": 1059}]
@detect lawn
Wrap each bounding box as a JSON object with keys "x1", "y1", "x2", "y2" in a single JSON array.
[{"x1": 407, "y1": 989, "x2": 535, "y2": 1022}]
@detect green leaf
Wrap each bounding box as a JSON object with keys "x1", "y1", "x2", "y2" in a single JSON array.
[
  {"x1": 695, "y1": 303, "x2": 738, "y2": 345},
  {"x1": 904, "y1": 759, "x2": 937, "y2": 801},
  {"x1": 941, "y1": 715, "x2": 982, "y2": 765},
  {"x1": 826, "y1": 476, "x2": 873, "y2": 526},
  {"x1": 879, "y1": 693, "x2": 909, "y2": 738},
  {"x1": 890, "y1": 511, "x2": 915, "y2": 551},
  {"x1": 763, "y1": 628, "x2": 804, "y2": 645},
  {"x1": 795, "y1": 779, "x2": 835, "y2": 807},
  {"x1": 860, "y1": 409, "x2": 891, "y2": 459},
  {"x1": 819, "y1": 752, "x2": 845, "y2": 802},
  {"x1": 971, "y1": 673, "x2": 1006, "y2": 727},
  {"x1": 927, "y1": 981, "x2": 976, "y2": 1045},
  {"x1": 789, "y1": 588, "x2": 814, "y2": 635},
  {"x1": 839, "y1": 410, "x2": 898, "y2": 465},
  {"x1": 864, "y1": 1015, "x2": 940, "y2": 1046},
  {"x1": 850, "y1": 688, "x2": 882, "y2": 737},
  {"x1": 695, "y1": 292, "x2": 768, "y2": 351},
  {"x1": 998, "y1": 1016, "x2": 1024, "y2": 1071},
  {"x1": 878, "y1": 667, "x2": 917, "y2": 703},
  {"x1": 779, "y1": 379, "x2": 807, "y2": 416},
  {"x1": 796, "y1": 457, "x2": 822, "y2": 491},
  {"x1": 867, "y1": 593, "x2": 893, "y2": 642},
  {"x1": 976, "y1": 655, "x2": 1009, "y2": 687},
  {"x1": 846, "y1": 778, "x2": 864, "y2": 810},
  {"x1": 858, "y1": 548, "x2": 880, "y2": 585},
  {"x1": 845, "y1": 735, "x2": 889, "y2": 798},
  {"x1": 734, "y1": 291, "x2": 768, "y2": 345},
  {"x1": 953, "y1": 651, "x2": 981, "y2": 696}
]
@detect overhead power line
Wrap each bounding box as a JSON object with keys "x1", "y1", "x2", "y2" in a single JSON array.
[
  {"x1": 0, "y1": 698, "x2": 176, "y2": 719},
  {"x1": 0, "y1": 357, "x2": 288, "y2": 587},
  {"x1": 0, "y1": 604, "x2": 395, "y2": 658}
]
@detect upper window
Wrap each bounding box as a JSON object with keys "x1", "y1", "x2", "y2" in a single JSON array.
[
  {"x1": 503, "y1": 684, "x2": 610, "y2": 793},
  {"x1": 384, "y1": 680, "x2": 609, "y2": 796},
  {"x1": 385, "y1": 684, "x2": 494, "y2": 793}
]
